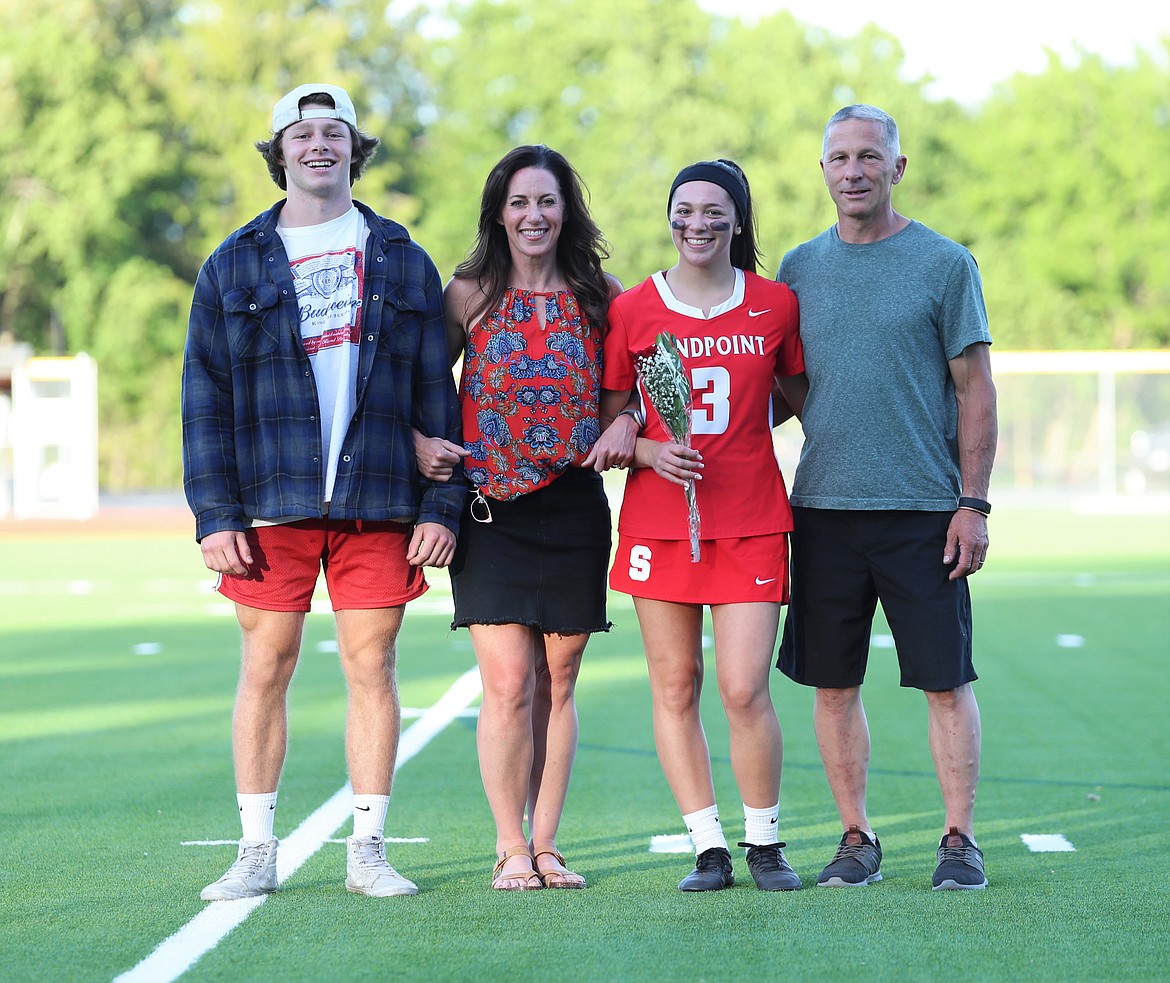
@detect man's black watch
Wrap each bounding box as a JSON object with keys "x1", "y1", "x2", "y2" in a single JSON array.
[{"x1": 957, "y1": 496, "x2": 992, "y2": 516}]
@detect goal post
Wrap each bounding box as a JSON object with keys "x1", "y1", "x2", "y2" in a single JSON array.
[
  {"x1": 990, "y1": 350, "x2": 1170, "y2": 502},
  {"x1": 770, "y1": 350, "x2": 1170, "y2": 508},
  {"x1": 8, "y1": 354, "x2": 99, "y2": 520}
]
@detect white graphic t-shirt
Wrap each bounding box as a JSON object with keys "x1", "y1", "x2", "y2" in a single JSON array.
[{"x1": 277, "y1": 206, "x2": 368, "y2": 506}]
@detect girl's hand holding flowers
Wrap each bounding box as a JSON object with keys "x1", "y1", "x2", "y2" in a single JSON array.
[
  {"x1": 649, "y1": 441, "x2": 703, "y2": 488},
  {"x1": 633, "y1": 332, "x2": 703, "y2": 562}
]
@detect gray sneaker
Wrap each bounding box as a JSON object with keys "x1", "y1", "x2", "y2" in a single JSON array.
[
  {"x1": 932, "y1": 827, "x2": 988, "y2": 890},
  {"x1": 346, "y1": 835, "x2": 419, "y2": 897},
  {"x1": 817, "y1": 825, "x2": 883, "y2": 887},
  {"x1": 200, "y1": 838, "x2": 279, "y2": 901}
]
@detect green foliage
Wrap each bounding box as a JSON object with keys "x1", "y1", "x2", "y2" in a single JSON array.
[
  {"x1": 0, "y1": 0, "x2": 426, "y2": 489},
  {"x1": 1, "y1": 0, "x2": 1167, "y2": 490},
  {"x1": 410, "y1": 2, "x2": 930, "y2": 281},
  {"x1": 412, "y1": 0, "x2": 717, "y2": 280},
  {"x1": 957, "y1": 44, "x2": 1170, "y2": 349}
]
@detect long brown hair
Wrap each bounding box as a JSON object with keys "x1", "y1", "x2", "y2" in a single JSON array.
[{"x1": 453, "y1": 145, "x2": 611, "y2": 331}]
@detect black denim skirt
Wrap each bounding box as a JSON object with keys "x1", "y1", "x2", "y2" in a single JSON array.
[{"x1": 450, "y1": 466, "x2": 612, "y2": 634}]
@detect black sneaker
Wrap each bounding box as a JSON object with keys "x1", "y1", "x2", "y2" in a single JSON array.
[
  {"x1": 817, "y1": 824, "x2": 883, "y2": 887},
  {"x1": 738, "y1": 841, "x2": 801, "y2": 891},
  {"x1": 932, "y1": 827, "x2": 988, "y2": 890},
  {"x1": 678, "y1": 847, "x2": 735, "y2": 892}
]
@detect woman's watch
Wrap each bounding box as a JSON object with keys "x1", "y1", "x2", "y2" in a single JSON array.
[{"x1": 616, "y1": 406, "x2": 645, "y2": 429}]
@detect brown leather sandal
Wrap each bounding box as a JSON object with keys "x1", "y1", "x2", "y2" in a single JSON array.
[
  {"x1": 491, "y1": 845, "x2": 543, "y2": 891},
  {"x1": 532, "y1": 846, "x2": 587, "y2": 889}
]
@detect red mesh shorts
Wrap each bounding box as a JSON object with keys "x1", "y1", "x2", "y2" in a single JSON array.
[
  {"x1": 215, "y1": 519, "x2": 428, "y2": 612},
  {"x1": 609, "y1": 532, "x2": 790, "y2": 605}
]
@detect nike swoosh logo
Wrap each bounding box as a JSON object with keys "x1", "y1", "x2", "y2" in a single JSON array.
[
  {"x1": 755, "y1": 577, "x2": 776, "y2": 585},
  {"x1": 355, "y1": 806, "x2": 371, "y2": 811},
  {"x1": 747, "y1": 308, "x2": 771, "y2": 317}
]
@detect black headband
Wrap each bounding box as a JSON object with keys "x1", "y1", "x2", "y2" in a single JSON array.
[{"x1": 668, "y1": 162, "x2": 749, "y2": 224}]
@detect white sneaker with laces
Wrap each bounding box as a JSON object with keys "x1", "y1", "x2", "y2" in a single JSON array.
[
  {"x1": 346, "y1": 834, "x2": 418, "y2": 897},
  {"x1": 200, "y1": 838, "x2": 279, "y2": 901}
]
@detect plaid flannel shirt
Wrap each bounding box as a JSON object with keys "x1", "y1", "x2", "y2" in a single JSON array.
[{"x1": 181, "y1": 199, "x2": 464, "y2": 542}]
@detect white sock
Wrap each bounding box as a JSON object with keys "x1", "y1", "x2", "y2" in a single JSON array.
[
  {"x1": 353, "y1": 793, "x2": 390, "y2": 839},
  {"x1": 237, "y1": 791, "x2": 277, "y2": 841},
  {"x1": 743, "y1": 802, "x2": 780, "y2": 846},
  {"x1": 682, "y1": 804, "x2": 728, "y2": 855}
]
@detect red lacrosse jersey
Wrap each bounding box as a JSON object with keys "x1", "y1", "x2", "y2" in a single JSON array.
[{"x1": 603, "y1": 269, "x2": 804, "y2": 540}]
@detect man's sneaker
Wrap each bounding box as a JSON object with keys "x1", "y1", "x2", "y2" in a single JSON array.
[
  {"x1": 678, "y1": 846, "x2": 735, "y2": 891},
  {"x1": 817, "y1": 825, "x2": 882, "y2": 887},
  {"x1": 346, "y1": 835, "x2": 419, "y2": 897},
  {"x1": 200, "y1": 838, "x2": 279, "y2": 901},
  {"x1": 738, "y1": 841, "x2": 802, "y2": 891},
  {"x1": 932, "y1": 827, "x2": 988, "y2": 890}
]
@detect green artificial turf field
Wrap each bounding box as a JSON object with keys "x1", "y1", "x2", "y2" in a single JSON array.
[{"x1": 1, "y1": 506, "x2": 1167, "y2": 982}]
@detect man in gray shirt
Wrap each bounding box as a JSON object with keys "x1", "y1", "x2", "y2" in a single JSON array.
[{"x1": 777, "y1": 104, "x2": 998, "y2": 890}]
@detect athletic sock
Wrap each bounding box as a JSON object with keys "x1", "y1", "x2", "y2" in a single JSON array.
[
  {"x1": 237, "y1": 791, "x2": 277, "y2": 841},
  {"x1": 743, "y1": 802, "x2": 780, "y2": 846},
  {"x1": 353, "y1": 793, "x2": 390, "y2": 839},
  {"x1": 682, "y1": 804, "x2": 728, "y2": 855}
]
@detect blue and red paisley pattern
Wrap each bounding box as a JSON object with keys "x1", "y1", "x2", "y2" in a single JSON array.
[{"x1": 460, "y1": 287, "x2": 602, "y2": 501}]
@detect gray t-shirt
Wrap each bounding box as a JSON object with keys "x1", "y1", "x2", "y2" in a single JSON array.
[{"x1": 778, "y1": 221, "x2": 991, "y2": 511}]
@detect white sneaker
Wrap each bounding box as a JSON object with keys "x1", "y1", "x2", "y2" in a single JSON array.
[
  {"x1": 346, "y1": 835, "x2": 418, "y2": 897},
  {"x1": 200, "y1": 838, "x2": 279, "y2": 901}
]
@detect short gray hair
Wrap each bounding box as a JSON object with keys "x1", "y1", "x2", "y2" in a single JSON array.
[{"x1": 822, "y1": 104, "x2": 901, "y2": 158}]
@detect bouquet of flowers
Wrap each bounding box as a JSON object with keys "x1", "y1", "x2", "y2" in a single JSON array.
[{"x1": 633, "y1": 332, "x2": 701, "y2": 562}]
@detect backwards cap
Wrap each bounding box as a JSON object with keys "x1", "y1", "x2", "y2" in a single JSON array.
[{"x1": 271, "y1": 83, "x2": 357, "y2": 134}]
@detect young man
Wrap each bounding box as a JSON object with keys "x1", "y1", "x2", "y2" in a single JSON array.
[
  {"x1": 777, "y1": 104, "x2": 998, "y2": 890},
  {"x1": 182, "y1": 83, "x2": 462, "y2": 900}
]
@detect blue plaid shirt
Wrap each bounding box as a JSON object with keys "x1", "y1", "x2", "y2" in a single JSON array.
[{"x1": 182, "y1": 200, "x2": 464, "y2": 542}]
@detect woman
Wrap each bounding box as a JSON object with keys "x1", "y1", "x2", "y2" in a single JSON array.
[
  {"x1": 590, "y1": 159, "x2": 808, "y2": 892},
  {"x1": 419, "y1": 145, "x2": 622, "y2": 890}
]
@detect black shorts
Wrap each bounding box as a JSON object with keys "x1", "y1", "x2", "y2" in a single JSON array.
[
  {"x1": 777, "y1": 508, "x2": 977, "y2": 691},
  {"x1": 450, "y1": 467, "x2": 612, "y2": 634}
]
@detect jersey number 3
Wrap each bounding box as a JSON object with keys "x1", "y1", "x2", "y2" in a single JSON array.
[{"x1": 691, "y1": 366, "x2": 730, "y2": 435}]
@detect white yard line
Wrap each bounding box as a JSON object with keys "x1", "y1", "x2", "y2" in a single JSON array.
[
  {"x1": 114, "y1": 667, "x2": 482, "y2": 983},
  {"x1": 648, "y1": 834, "x2": 693, "y2": 854},
  {"x1": 1021, "y1": 833, "x2": 1077, "y2": 852}
]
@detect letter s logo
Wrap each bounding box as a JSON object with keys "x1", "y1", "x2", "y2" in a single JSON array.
[{"x1": 628, "y1": 544, "x2": 652, "y2": 582}]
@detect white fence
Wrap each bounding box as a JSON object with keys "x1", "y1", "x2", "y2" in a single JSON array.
[
  {"x1": 772, "y1": 350, "x2": 1170, "y2": 509},
  {"x1": 990, "y1": 350, "x2": 1170, "y2": 501},
  {"x1": 1, "y1": 349, "x2": 1166, "y2": 520}
]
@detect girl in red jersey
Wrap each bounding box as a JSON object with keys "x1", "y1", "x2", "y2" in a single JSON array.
[{"x1": 586, "y1": 159, "x2": 809, "y2": 892}]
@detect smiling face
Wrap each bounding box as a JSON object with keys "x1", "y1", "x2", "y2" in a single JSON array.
[
  {"x1": 499, "y1": 166, "x2": 564, "y2": 264},
  {"x1": 668, "y1": 180, "x2": 738, "y2": 270},
  {"x1": 820, "y1": 117, "x2": 907, "y2": 233},
  {"x1": 278, "y1": 104, "x2": 355, "y2": 205}
]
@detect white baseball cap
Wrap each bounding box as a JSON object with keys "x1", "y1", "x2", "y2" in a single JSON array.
[{"x1": 271, "y1": 83, "x2": 357, "y2": 134}]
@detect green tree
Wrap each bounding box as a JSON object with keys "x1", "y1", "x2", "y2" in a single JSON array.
[
  {"x1": 5, "y1": 0, "x2": 1166, "y2": 494},
  {"x1": 0, "y1": 0, "x2": 197, "y2": 488},
  {"x1": 409, "y1": 0, "x2": 931, "y2": 285},
  {"x1": 955, "y1": 44, "x2": 1170, "y2": 349},
  {"x1": 0, "y1": 0, "x2": 431, "y2": 489}
]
